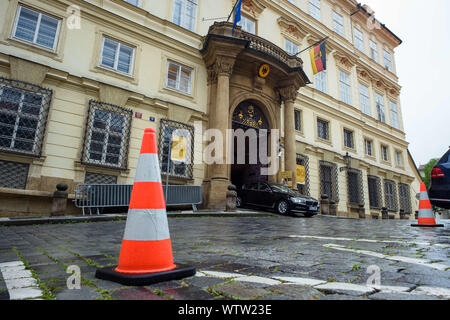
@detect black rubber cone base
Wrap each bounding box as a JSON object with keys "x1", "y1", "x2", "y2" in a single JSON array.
[
  {"x1": 411, "y1": 224, "x2": 444, "y2": 228},
  {"x1": 95, "y1": 264, "x2": 196, "y2": 286}
]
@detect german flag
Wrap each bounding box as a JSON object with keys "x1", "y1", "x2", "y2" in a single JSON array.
[{"x1": 309, "y1": 41, "x2": 327, "y2": 75}]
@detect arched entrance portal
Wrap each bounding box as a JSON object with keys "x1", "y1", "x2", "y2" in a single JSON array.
[{"x1": 230, "y1": 101, "x2": 270, "y2": 190}]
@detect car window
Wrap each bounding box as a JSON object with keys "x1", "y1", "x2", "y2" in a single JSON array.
[
  {"x1": 248, "y1": 183, "x2": 259, "y2": 190},
  {"x1": 270, "y1": 184, "x2": 293, "y2": 193},
  {"x1": 438, "y1": 150, "x2": 450, "y2": 164},
  {"x1": 258, "y1": 183, "x2": 271, "y2": 192}
]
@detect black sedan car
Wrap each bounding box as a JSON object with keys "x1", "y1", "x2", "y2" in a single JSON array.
[
  {"x1": 236, "y1": 182, "x2": 320, "y2": 217},
  {"x1": 429, "y1": 149, "x2": 450, "y2": 209}
]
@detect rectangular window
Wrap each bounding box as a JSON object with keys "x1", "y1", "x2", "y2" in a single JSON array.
[
  {"x1": 13, "y1": 6, "x2": 61, "y2": 50},
  {"x1": 375, "y1": 92, "x2": 386, "y2": 123},
  {"x1": 314, "y1": 71, "x2": 327, "y2": 93},
  {"x1": 354, "y1": 28, "x2": 364, "y2": 52},
  {"x1": 0, "y1": 159, "x2": 29, "y2": 189},
  {"x1": 172, "y1": 0, "x2": 198, "y2": 32},
  {"x1": 369, "y1": 40, "x2": 378, "y2": 62},
  {"x1": 333, "y1": 11, "x2": 344, "y2": 37},
  {"x1": 285, "y1": 39, "x2": 298, "y2": 56},
  {"x1": 82, "y1": 100, "x2": 132, "y2": 170},
  {"x1": 294, "y1": 110, "x2": 301, "y2": 131},
  {"x1": 339, "y1": 71, "x2": 351, "y2": 105},
  {"x1": 390, "y1": 101, "x2": 399, "y2": 129},
  {"x1": 381, "y1": 145, "x2": 389, "y2": 162},
  {"x1": 398, "y1": 183, "x2": 411, "y2": 214},
  {"x1": 166, "y1": 61, "x2": 193, "y2": 94},
  {"x1": 368, "y1": 176, "x2": 381, "y2": 209},
  {"x1": 347, "y1": 169, "x2": 363, "y2": 206},
  {"x1": 320, "y1": 161, "x2": 338, "y2": 203},
  {"x1": 384, "y1": 50, "x2": 392, "y2": 71},
  {"x1": 159, "y1": 119, "x2": 194, "y2": 179},
  {"x1": 237, "y1": 16, "x2": 256, "y2": 34},
  {"x1": 384, "y1": 180, "x2": 398, "y2": 212},
  {"x1": 364, "y1": 139, "x2": 373, "y2": 156},
  {"x1": 317, "y1": 118, "x2": 329, "y2": 141},
  {"x1": 100, "y1": 37, "x2": 135, "y2": 75},
  {"x1": 359, "y1": 83, "x2": 370, "y2": 115},
  {"x1": 0, "y1": 78, "x2": 52, "y2": 157},
  {"x1": 396, "y1": 151, "x2": 403, "y2": 167},
  {"x1": 344, "y1": 129, "x2": 354, "y2": 149},
  {"x1": 84, "y1": 172, "x2": 118, "y2": 184},
  {"x1": 309, "y1": 0, "x2": 321, "y2": 21}
]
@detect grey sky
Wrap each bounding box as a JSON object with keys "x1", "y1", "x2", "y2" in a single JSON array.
[{"x1": 365, "y1": 0, "x2": 450, "y2": 165}]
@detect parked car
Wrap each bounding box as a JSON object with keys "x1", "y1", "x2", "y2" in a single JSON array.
[
  {"x1": 429, "y1": 149, "x2": 450, "y2": 209},
  {"x1": 236, "y1": 182, "x2": 320, "y2": 217}
]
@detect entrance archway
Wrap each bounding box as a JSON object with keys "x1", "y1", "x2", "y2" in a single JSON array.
[{"x1": 230, "y1": 101, "x2": 271, "y2": 190}]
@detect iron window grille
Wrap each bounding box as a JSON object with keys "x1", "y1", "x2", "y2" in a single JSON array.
[
  {"x1": 84, "y1": 172, "x2": 118, "y2": 184},
  {"x1": 398, "y1": 183, "x2": 412, "y2": 214},
  {"x1": 384, "y1": 179, "x2": 398, "y2": 212},
  {"x1": 0, "y1": 77, "x2": 52, "y2": 157},
  {"x1": 81, "y1": 100, "x2": 132, "y2": 170},
  {"x1": 347, "y1": 168, "x2": 364, "y2": 206},
  {"x1": 319, "y1": 160, "x2": 339, "y2": 203},
  {"x1": 158, "y1": 119, "x2": 194, "y2": 180},
  {"x1": 296, "y1": 154, "x2": 310, "y2": 196},
  {"x1": 0, "y1": 159, "x2": 29, "y2": 189},
  {"x1": 368, "y1": 175, "x2": 382, "y2": 209}
]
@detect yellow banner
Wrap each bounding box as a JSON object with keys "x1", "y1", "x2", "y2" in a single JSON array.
[
  {"x1": 171, "y1": 135, "x2": 187, "y2": 163},
  {"x1": 278, "y1": 171, "x2": 293, "y2": 187},
  {"x1": 296, "y1": 165, "x2": 306, "y2": 185}
]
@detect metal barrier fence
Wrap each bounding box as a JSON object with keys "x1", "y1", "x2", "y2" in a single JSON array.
[{"x1": 73, "y1": 184, "x2": 202, "y2": 216}]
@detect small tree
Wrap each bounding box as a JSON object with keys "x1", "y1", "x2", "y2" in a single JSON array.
[{"x1": 423, "y1": 158, "x2": 439, "y2": 190}]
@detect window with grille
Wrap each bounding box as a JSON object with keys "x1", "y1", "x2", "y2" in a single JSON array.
[
  {"x1": 158, "y1": 119, "x2": 194, "y2": 179},
  {"x1": 172, "y1": 0, "x2": 198, "y2": 32},
  {"x1": 354, "y1": 28, "x2": 364, "y2": 52},
  {"x1": 333, "y1": 11, "x2": 344, "y2": 37},
  {"x1": 320, "y1": 161, "x2": 338, "y2": 202},
  {"x1": 167, "y1": 61, "x2": 193, "y2": 95},
  {"x1": 375, "y1": 92, "x2": 385, "y2": 123},
  {"x1": 100, "y1": 37, "x2": 135, "y2": 75},
  {"x1": 369, "y1": 40, "x2": 378, "y2": 62},
  {"x1": 360, "y1": 83, "x2": 370, "y2": 115},
  {"x1": 285, "y1": 39, "x2": 298, "y2": 56},
  {"x1": 0, "y1": 78, "x2": 52, "y2": 157},
  {"x1": 314, "y1": 71, "x2": 327, "y2": 93},
  {"x1": 339, "y1": 71, "x2": 351, "y2": 105},
  {"x1": 296, "y1": 154, "x2": 310, "y2": 196},
  {"x1": 309, "y1": 0, "x2": 321, "y2": 21},
  {"x1": 390, "y1": 101, "x2": 399, "y2": 129},
  {"x1": 368, "y1": 175, "x2": 382, "y2": 209},
  {"x1": 344, "y1": 129, "x2": 354, "y2": 149},
  {"x1": 317, "y1": 118, "x2": 329, "y2": 140},
  {"x1": 384, "y1": 179, "x2": 398, "y2": 212},
  {"x1": 81, "y1": 100, "x2": 132, "y2": 170},
  {"x1": 294, "y1": 110, "x2": 301, "y2": 131},
  {"x1": 13, "y1": 6, "x2": 61, "y2": 51},
  {"x1": 84, "y1": 172, "x2": 118, "y2": 184},
  {"x1": 347, "y1": 169, "x2": 363, "y2": 206},
  {"x1": 398, "y1": 183, "x2": 411, "y2": 214},
  {"x1": 0, "y1": 159, "x2": 29, "y2": 189}
]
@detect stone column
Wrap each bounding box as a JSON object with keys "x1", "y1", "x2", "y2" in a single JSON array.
[
  {"x1": 279, "y1": 85, "x2": 298, "y2": 185},
  {"x1": 206, "y1": 56, "x2": 236, "y2": 209}
]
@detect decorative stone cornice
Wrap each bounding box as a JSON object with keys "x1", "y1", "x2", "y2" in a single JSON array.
[
  {"x1": 277, "y1": 16, "x2": 307, "y2": 42},
  {"x1": 241, "y1": 0, "x2": 266, "y2": 19}
]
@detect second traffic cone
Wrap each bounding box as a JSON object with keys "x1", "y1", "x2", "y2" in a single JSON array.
[
  {"x1": 412, "y1": 182, "x2": 444, "y2": 228},
  {"x1": 95, "y1": 128, "x2": 195, "y2": 285}
]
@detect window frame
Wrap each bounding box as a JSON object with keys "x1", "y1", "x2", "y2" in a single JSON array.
[
  {"x1": 359, "y1": 83, "x2": 371, "y2": 115},
  {"x1": 317, "y1": 118, "x2": 329, "y2": 141},
  {"x1": 375, "y1": 92, "x2": 386, "y2": 123},
  {"x1": 314, "y1": 70, "x2": 327, "y2": 94},
  {"x1": 166, "y1": 61, "x2": 193, "y2": 95},
  {"x1": 339, "y1": 70, "x2": 351, "y2": 105},
  {"x1": 294, "y1": 109, "x2": 301, "y2": 132},
  {"x1": 172, "y1": 0, "x2": 198, "y2": 32},
  {"x1": 381, "y1": 145, "x2": 389, "y2": 162},
  {"x1": 364, "y1": 139, "x2": 373, "y2": 157},
  {"x1": 285, "y1": 38, "x2": 298, "y2": 56},
  {"x1": 389, "y1": 100, "x2": 399, "y2": 129},
  {"x1": 309, "y1": 0, "x2": 321, "y2": 21},
  {"x1": 343, "y1": 129, "x2": 354, "y2": 149},
  {"x1": 354, "y1": 28, "x2": 364, "y2": 52},
  {"x1": 369, "y1": 40, "x2": 378, "y2": 62},
  {"x1": 383, "y1": 49, "x2": 392, "y2": 71},
  {"x1": 12, "y1": 5, "x2": 62, "y2": 51},
  {"x1": 238, "y1": 15, "x2": 256, "y2": 34},
  {"x1": 99, "y1": 37, "x2": 136, "y2": 76},
  {"x1": 333, "y1": 11, "x2": 344, "y2": 37}
]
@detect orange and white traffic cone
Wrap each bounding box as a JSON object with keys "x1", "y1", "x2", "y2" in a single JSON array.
[
  {"x1": 95, "y1": 128, "x2": 195, "y2": 285},
  {"x1": 411, "y1": 182, "x2": 444, "y2": 228}
]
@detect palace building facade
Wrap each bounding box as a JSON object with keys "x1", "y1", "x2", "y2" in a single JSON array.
[{"x1": 0, "y1": 0, "x2": 420, "y2": 218}]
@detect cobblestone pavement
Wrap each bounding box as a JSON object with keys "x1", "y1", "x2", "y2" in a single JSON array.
[{"x1": 0, "y1": 215, "x2": 449, "y2": 300}]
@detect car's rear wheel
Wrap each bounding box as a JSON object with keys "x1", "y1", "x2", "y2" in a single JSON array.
[{"x1": 276, "y1": 200, "x2": 290, "y2": 215}]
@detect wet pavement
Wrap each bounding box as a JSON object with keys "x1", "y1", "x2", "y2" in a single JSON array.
[{"x1": 0, "y1": 215, "x2": 449, "y2": 300}]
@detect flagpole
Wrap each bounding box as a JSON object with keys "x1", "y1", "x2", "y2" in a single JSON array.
[
  {"x1": 227, "y1": 0, "x2": 240, "y2": 22},
  {"x1": 295, "y1": 36, "x2": 329, "y2": 56}
]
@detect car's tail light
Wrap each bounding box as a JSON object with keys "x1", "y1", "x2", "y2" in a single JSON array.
[{"x1": 431, "y1": 168, "x2": 445, "y2": 178}]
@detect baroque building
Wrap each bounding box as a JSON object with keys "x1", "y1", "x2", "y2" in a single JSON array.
[{"x1": 0, "y1": 0, "x2": 420, "y2": 219}]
